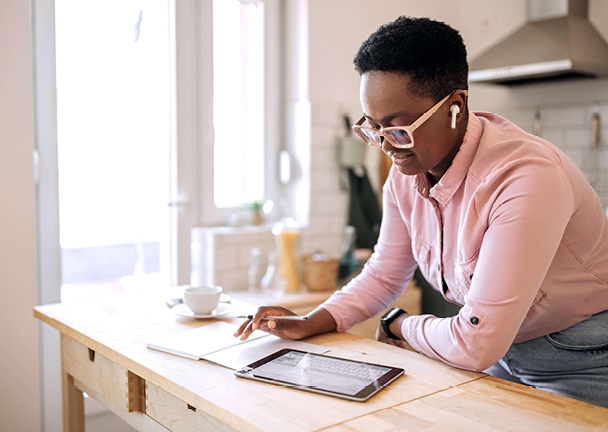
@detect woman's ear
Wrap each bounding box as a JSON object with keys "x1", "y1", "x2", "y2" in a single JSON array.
[{"x1": 448, "y1": 90, "x2": 468, "y2": 129}]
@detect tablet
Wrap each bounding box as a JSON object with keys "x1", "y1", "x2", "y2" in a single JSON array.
[{"x1": 234, "y1": 349, "x2": 404, "y2": 402}]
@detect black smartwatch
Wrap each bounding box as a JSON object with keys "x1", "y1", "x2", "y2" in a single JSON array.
[{"x1": 380, "y1": 308, "x2": 407, "y2": 340}]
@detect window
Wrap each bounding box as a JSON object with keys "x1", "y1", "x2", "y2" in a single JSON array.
[
  {"x1": 44, "y1": 0, "x2": 297, "y2": 298},
  {"x1": 213, "y1": 0, "x2": 265, "y2": 208},
  {"x1": 53, "y1": 0, "x2": 285, "y2": 289},
  {"x1": 189, "y1": 0, "x2": 281, "y2": 225}
]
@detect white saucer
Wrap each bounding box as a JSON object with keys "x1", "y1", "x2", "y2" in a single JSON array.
[{"x1": 172, "y1": 303, "x2": 233, "y2": 319}]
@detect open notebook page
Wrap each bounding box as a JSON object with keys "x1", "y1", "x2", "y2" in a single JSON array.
[
  {"x1": 147, "y1": 321, "x2": 331, "y2": 369},
  {"x1": 146, "y1": 321, "x2": 268, "y2": 360}
]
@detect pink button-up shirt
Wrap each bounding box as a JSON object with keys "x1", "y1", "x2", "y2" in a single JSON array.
[{"x1": 322, "y1": 112, "x2": 608, "y2": 371}]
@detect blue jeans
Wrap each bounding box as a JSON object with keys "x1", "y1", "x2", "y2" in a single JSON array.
[{"x1": 485, "y1": 309, "x2": 608, "y2": 408}]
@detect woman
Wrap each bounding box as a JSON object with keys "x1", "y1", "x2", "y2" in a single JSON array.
[{"x1": 234, "y1": 16, "x2": 608, "y2": 407}]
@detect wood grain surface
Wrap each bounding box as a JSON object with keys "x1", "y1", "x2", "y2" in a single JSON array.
[{"x1": 35, "y1": 291, "x2": 478, "y2": 432}]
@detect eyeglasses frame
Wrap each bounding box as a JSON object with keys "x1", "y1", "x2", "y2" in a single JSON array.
[{"x1": 352, "y1": 90, "x2": 468, "y2": 149}]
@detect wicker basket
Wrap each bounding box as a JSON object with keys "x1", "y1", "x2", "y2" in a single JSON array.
[{"x1": 301, "y1": 253, "x2": 339, "y2": 292}]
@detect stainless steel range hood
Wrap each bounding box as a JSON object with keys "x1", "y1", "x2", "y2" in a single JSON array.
[{"x1": 469, "y1": 0, "x2": 608, "y2": 85}]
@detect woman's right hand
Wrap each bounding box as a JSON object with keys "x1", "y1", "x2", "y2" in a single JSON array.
[{"x1": 233, "y1": 306, "x2": 337, "y2": 341}]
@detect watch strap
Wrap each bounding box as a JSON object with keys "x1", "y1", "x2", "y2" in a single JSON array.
[{"x1": 381, "y1": 307, "x2": 406, "y2": 340}]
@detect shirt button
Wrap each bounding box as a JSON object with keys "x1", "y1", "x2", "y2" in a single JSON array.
[{"x1": 470, "y1": 316, "x2": 479, "y2": 325}]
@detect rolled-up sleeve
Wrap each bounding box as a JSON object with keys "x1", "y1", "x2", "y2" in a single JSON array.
[{"x1": 401, "y1": 158, "x2": 575, "y2": 371}]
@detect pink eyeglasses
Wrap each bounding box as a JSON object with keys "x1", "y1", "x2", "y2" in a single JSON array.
[{"x1": 352, "y1": 90, "x2": 466, "y2": 149}]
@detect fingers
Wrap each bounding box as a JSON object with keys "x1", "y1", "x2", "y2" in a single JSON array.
[
  {"x1": 237, "y1": 317, "x2": 262, "y2": 341},
  {"x1": 233, "y1": 307, "x2": 278, "y2": 340},
  {"x1": 233, "y1": 319, "x2": 250, "y2": 338},
  {"x1": 233, "y1": 306, "x2": 296, "y2": 340}
]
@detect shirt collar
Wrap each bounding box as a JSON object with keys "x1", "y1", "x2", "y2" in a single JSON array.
[{"x1": 413, "y1": 113, "x2": 483, "y2": 204}]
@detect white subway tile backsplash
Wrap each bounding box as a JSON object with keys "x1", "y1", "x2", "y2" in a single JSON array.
[
  {"x1": 224, "y1": 231, "x2": 267, "y2": 246},
  {"x1": 302, "y1": 217, "x2": 332, "y2": 237},
  {"x1": 302, "y1": 234, "x2": 343, "y2": 257},
  {"x1": 304, "y1": 214, "x2": 347, "y2": 237},
  {"x1": 215, "y1": 270, "x2": 248, "y2": 292},
  {"x1": 214, "y1": 245, "x2": 238, "y2": 272},
  {"x1": 585, "y1": 103, "x2": 608, "y2": 124},
  {"x1": 501, "y1": 108, "x2": 535, "y2": 131},
  {"x1": 600, "y1": 148, "x2": 608, "y2": 171},
  {"x1": 311, "y1": 193, "x2": 348, "y2": 214},
  {"x1": 543, "y1": 105, "x2": 587, "y2": 128},
  {"x1": 593, "y1": 172, "x2": 608, "y2": 195},
  {"x1": 310, "y1": 170, "x2": 342, "y2": 193},
  {"x1": 236, "y1": 241, "x2": 274, "y2": 268},
  {"x1": 310, "y1": 145, "x2": 339, "y2": 169},
  {"x1": 581, "y1": 150, "x2": 597, "y2": 173},
  {"x1": 564, "y1": 127, "x2": 591, "y2": 149},
  {"x1": 330, "y1": 213, "x2": 349, "y2": 232},
  {"x1": 236, "y1": 246, "x2": 252, "y2": 269},
  {"x1": 191, "y1": 226, "x2": 275, "y2": 291}
]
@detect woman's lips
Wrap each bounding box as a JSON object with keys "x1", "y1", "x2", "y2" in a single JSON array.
[{"x1": 390, "y1": 152, "x2": 414, "y2": 166}]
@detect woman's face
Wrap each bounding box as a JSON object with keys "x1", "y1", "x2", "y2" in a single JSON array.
[{"x1": 359, "y1": 71, "x2": 467, "y2": 182}]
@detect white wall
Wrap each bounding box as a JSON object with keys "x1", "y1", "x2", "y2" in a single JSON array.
[{"x1": 0, "y1": 1, "x2": 42, "y2": 432}]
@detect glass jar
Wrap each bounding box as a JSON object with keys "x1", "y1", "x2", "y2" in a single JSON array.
[
  {"x1": 272, "y1": 219, "x2": 301, "y2": 293},
  {"x1": 260, "y1": 249, "x2": 284, "y2": 298},
  {"x1": 247, "y1": 247, "x2": 265, "y2": 293}
]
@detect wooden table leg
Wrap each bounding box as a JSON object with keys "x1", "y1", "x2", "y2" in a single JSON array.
[{"x1": 62, "y1": 370, "x2": 85, "y2": 432}]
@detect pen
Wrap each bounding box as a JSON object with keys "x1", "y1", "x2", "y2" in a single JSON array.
[{"x1": 236, "y1": 315, "x2": 308, "y2": 321}]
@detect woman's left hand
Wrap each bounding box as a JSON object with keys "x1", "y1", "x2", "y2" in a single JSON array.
[{"x1": 376, "y1": 323, "x2": 416, "y2": 351}]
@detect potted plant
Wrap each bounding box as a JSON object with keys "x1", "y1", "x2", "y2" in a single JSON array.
[{"x1": 244, "y1": 199, "x2": 266, "y2": 226}]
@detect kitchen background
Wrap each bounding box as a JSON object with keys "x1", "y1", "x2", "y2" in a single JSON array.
[
  {"x1": 200, "y1": 0, "x2": 608, "y2": 312},
  {"x1": 2, "y1": 0, "x2": 608, "y2": 431}
]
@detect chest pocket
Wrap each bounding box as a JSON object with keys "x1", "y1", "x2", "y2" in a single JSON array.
[{"x1": 454, "y1": 249, "x2": 480, "y2": 298}]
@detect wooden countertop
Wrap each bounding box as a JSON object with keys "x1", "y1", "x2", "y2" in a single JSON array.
[{"x1": 34, "y1": 291, "x2": 608, "y2": 431}]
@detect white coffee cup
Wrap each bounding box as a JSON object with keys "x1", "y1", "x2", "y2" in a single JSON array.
[{"x1": 183, "y1": 285, "x2": 223, "y2": 315}]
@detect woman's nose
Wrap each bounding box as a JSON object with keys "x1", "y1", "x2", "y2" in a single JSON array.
[{"x1": 380, "y1": 136, "x2": 393, "y2": 152}]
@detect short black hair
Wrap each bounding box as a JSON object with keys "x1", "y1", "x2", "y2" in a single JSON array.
[{"x1": 353, "y1": 16, "x2": 468, "y2": 101}]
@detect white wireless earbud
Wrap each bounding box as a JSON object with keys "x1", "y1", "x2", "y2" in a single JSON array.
[{"x1": 450, "y1": 104, "x2": 460, "y2": 129}]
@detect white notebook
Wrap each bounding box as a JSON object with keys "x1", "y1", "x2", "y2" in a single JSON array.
[{"x1": 146, "y1": 321, "x2": 330, "y2": 370}]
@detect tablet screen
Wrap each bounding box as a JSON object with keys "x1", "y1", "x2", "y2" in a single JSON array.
[{"x1": 235, "y1": 349, "x2": 404, "y2": 401}]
